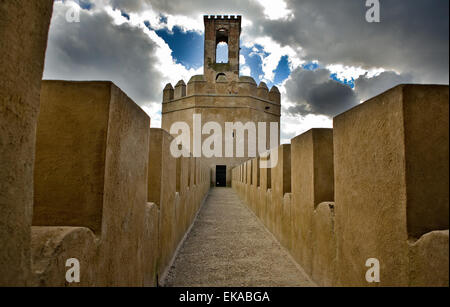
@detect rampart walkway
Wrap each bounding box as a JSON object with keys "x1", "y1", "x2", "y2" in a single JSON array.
[{"x1": 163, "y1": 188, "x2": 315, "y2": 287}]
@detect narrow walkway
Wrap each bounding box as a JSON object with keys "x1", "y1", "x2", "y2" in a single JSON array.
[{"x1": 164, "y1": 188, "x2": 314, "y2": 287}]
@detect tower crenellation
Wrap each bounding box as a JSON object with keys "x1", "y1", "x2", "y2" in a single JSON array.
[{"x1": 174, "y1": 80, "x2": 186, "y2": 99}]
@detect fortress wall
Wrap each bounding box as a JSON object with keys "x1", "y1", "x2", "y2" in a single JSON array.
[
  {"x1": 143, "y1": 202, "x2": 159, "y2": 287},
  {"x1": 0, "y1": 0, "x2": 54, "y2": 286},
  {"x1": 33, "y1": 81, "x2": 112, "y2": 233},
  {"x1": 31, "y1": 81, "x2": 151, "y2": 286},
  {"x1": 81, "y1": 82, "x2": 150, "y2": 286},
  {"x1": 148, "y1": 129, "x2": 211, "y2": 282},
  {"x1": 232, "y1": 84, "x2": 449, "y2": 287},
  {"x1": 333, "y1": 84, "x2": 449, "y2": 287},
  {"x1": 291, "y1": 129, "x2": 334, "y2": 277},
  {"x1": 11, "y1": 81, "x2": 211, "y2": 287},
  {"x1": 312, "y1": 202, "x2": 336, "y2": 286},
  {"x1": 148, "y1": 128, "x2": 176, "y2": 280},
  {"x1": 270, "y1": 145, "x2": 291, "y2": 242}
]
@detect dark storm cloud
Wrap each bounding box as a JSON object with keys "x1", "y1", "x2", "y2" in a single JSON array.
[
  {"x1": 354, "y1": 71, "x2": 413, "y2": 102},
  {"x1": 43, "y1": 0, "x2": 448, "y2": 122},
  {"x1": 285, "y1": 68, "x2": 358, "y2": 117},
  {"x1": 110, "y1": 0, "x2": 264, "y2": 18},
  {"x1": 257, "y1": 0, "x2": 449, "y2": 83},
  {"x1": 44, "y1": 4, "x2": 164, "y2": 104}
]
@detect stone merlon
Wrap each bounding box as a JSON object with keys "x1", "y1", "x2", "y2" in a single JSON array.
[
  {"x1": 257, "y1": 82, "x2": 269, "y2": 100},
  {"x1": 163, "y1": 83, "x2": 174, "y2": 103},
  {"x1": 269, "y1": 86, "x2": 281, "y2": 104},
  {"x1": 174, "y1": 80, "x2": 186, "y2": 99}
]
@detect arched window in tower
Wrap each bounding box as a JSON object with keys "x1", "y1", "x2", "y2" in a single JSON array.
[
  {"x1": 215, "y1": 28, "x2": 229, "y2": 63},
  {"x1": 216, "y1": 42, "x2": 229, "y2": 63}
]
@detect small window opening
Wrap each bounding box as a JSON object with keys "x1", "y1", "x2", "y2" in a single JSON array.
[{"x1": 216, "y1": 42, "x2": 229, "y2": 63}]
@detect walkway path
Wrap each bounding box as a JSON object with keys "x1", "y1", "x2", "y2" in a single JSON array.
[{"x1": 163, "y1": 188, "x2": 315, "y2": 287}]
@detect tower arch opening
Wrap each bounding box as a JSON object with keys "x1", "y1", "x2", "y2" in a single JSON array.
[{"x1": 215, "y1": 28, "x2": 229, "y2": 63}]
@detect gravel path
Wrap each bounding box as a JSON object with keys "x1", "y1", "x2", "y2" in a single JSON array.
[{"x1": 163, "y1": 188, "x2": 315, "y2": 287}]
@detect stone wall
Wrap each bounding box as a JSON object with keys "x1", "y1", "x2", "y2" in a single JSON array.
[
  {"x1": 2, "y1": 79, "x2": 210, "y2": 286},
  {"x1": 233, "y1": 84, "x2": 449, "y2": 287},
  {"x1": 0, "y1": 0, "x2": 54, "y2": 286},
  {"x1": 31, "y1": 81, "x2": 211, "y2": 286}
]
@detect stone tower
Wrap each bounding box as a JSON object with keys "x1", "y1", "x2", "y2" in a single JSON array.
[
  {"x1": 162, "y1": 15, "x2": 281, "y2": 187},
  {"x1": 203, "y1": 15, "x2": 241, "y2": 83}
]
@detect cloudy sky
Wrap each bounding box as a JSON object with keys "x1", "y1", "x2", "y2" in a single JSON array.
[{"x1": 44, "y1": 0, "x2": 449, "y2": 143}]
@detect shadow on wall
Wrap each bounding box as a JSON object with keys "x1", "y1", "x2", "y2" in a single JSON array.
[{"x1": 232, "y1": 84, "x2": 449, "y2": 287}]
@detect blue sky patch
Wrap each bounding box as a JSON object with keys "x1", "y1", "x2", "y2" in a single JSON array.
[
  {"x1": 272, "y1": 55, "x2": 291, "y2": 86},
  {"x1": 241, "y1": 45, "x2": 265, "y2": 84},
  {"x1": 121, "y1": 11, "x2": 130, "y2": 20},
  {"x1": 155, "y1": 26, "x2": 204, "y2": 70},
  {"x1": 330, "y1": 73, "x2": 355, "y2": 88},
  {"x1": 303, "y1": 62, "x2": 320, "y2": 70}
]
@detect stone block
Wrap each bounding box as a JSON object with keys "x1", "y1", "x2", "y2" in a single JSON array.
[
  {"x1": 334, "y1": 84, "x2": 449, "y2": 286},
  {"x1": 0, "y1": 0, "x2": 53, "y2": 286}
]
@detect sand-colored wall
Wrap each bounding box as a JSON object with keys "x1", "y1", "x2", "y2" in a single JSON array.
[
  {"x1": 0, "y1": 0, "x2": 54, "y2": 286},
  {"x1": 148, "y1": 128, "x2": 211, "y2": 280},
  {"x1": 233, "y1": 84, "x2": 449, "y2": 287},
  {"x1": 1, "y1": 80, "x2": 210, "y2": 286}
]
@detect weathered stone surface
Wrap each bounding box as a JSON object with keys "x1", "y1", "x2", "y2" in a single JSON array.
[
  {"x1": 233, "y1": 84, "x2": 448, "y2": 287},
  {"x1": 30, "y1": 226, "x2": 96, "y2": 287},
  {"x1": 0, "y1": 0, "x2": 54, "y2": 286},
  {"x1": 34, "y1": 81, "x2": 112, "y2": 234},
  {"x1": 143, "y1": 203, "x2": 159, "y2": 287},
  {"x1": 409, "y1": 230, "x2": 449, "y2": 287},
  {"x1": 312, "y1": 202, "x2": 336, "y2": 287},
  {"x1": 291, "y1": 129, "x2": 334, "y2": 276},
  {"x1": 31, "y1": 82, "x2": 211, "y2": 286},
  {"x1": 148, "y1": 128, "x2": 211, "y2": 281},
  {"x1": 334, "y1": 85, "x2": 448, "y2": 287}
]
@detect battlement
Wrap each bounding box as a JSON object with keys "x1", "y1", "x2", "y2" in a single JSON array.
[
  {"x1": 204, "y1": 15, "x2": 242, "y2": 21},
  {"x1": 163, "y1": 76, "x2": 281, "y2": 105},
  {"x1": 233, "y1": 84, "x2": 449, "y2": 287}
]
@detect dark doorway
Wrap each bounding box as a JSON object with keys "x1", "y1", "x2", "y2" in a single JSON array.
[{"x1": 216, "y1": 165, "x2": 227, "y2": 187}]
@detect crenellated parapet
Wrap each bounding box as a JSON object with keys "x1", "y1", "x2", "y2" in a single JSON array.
[
  {"x1": 26, "y1": 81, "x2": 212, "y2": 286},
  {"x1": 163, "y1": 75, "x2": 281, "y2": 105},
  {"x1": 203, "y1": 15, "x2": 242, "y2": 21},
  {"x1": 232, "y1": 84, "x2": 450, "y2": 287}
]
